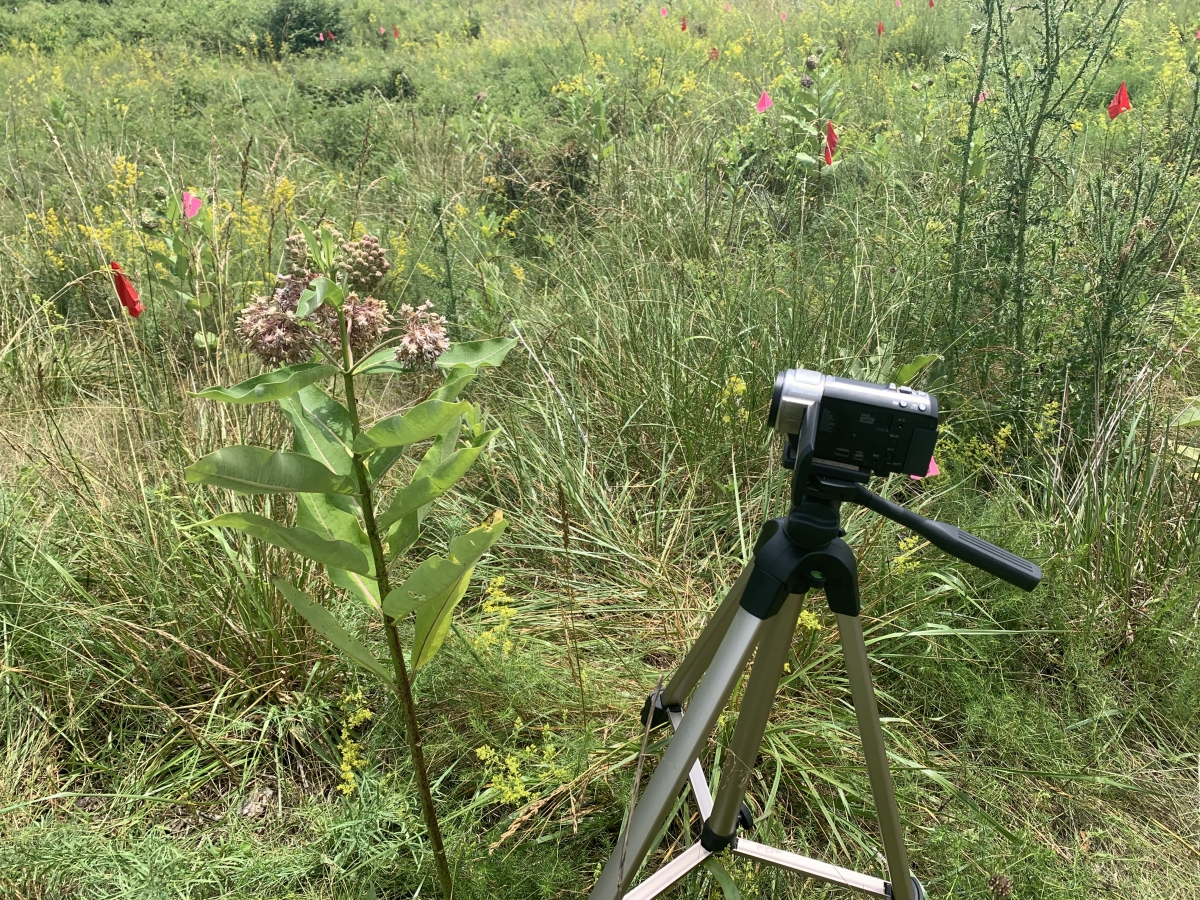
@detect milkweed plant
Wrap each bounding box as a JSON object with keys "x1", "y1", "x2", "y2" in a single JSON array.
[{"x1": 184, "y1": 223, "x2": 514, "y2": 898}]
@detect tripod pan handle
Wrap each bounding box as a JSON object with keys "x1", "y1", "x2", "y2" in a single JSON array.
[{"x1": 852, "y1": 486, "x2": 1042, "y2": 592}]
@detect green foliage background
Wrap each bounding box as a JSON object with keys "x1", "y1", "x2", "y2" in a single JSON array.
[{"x1": 1, "y1": 0, "x2": 1199, "y2": 897}]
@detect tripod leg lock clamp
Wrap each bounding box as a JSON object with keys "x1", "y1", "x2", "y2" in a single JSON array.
[
  {"x1": 640, "y1": 688, "x2": 680, "y2": 730},
  {"x1": 885, "y1": 876, "x2": 927, "y2": 900},
  {"x1": 743, "y1": 519, "x2": 861, "y2": 619},
  {"x1": 699, "y1": 804, "x2": 754, "y2": 854}
]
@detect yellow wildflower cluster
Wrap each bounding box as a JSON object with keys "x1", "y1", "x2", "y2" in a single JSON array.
[
  {"x1": 108, "y1": 155, "x2": 140, "y2": 199},
  {"x1": 509, "y1": 263, "x2": 525, "y2": 283},
  {"x1": 475, "y1": 719, "x2": 569, "y2": 807},
  {"x1": 892, "y1": 534, "x2": 923, "y2": 575},
  {"x1": 475, "y1": 576, "x2": 516, "y2": 654},
  {"x1": 719, "y1": 374, "x2": 750, "y2": 425},
  {"x1": 798, "y1": 609, "x2": 821, "y2": 631},
  {"x1": 336, "y1": 689, "x2": 374, "y2": 796}
]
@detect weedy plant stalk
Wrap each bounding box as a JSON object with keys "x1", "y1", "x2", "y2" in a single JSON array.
[{"x1": 184, "y1": 224, "x2": 516, "y2": 899}]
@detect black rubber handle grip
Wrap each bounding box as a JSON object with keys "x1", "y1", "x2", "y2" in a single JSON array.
[{"x1": 853, "y1": 486, "x2": 1042, "y2": 592}]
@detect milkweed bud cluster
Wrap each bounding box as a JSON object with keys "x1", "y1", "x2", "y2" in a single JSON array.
[
  {"x1": 341, "y1": 234, "x2": 391, "y2": 292},
  {"x1": 285, "y1": 233, "x2": 311, "y2": 274}
]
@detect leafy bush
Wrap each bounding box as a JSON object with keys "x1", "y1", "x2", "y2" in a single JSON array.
[{"x1": 260, "y1": 0, "x2": 344, "y2": 53}]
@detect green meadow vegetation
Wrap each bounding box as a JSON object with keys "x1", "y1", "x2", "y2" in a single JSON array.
[{"x1": 2, "y1": 0, "x2": 1200, "y2": 896}]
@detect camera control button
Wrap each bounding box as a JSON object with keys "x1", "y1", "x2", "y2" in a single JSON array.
[
  {"x1": 898, "y1": 386, "x2": 913, "y2": 394},
  {"x1": 899, "y1": 400, "x2": 908, "y2": 408},
  {"x1": 918, "y1": 403, "x2": 927, "y2": 411}
]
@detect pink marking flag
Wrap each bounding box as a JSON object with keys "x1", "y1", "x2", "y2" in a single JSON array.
[
  {"x1": 181, "y1": 191, "x2": 202, "y2": 219},
  {"x1": 756, "y1": 91, "x2": 773, "y2": 113},
  {"x1": 910, "y1": 457, "x2": 941, "y2": 480}
]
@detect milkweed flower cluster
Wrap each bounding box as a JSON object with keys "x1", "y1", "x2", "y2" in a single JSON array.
[
  {"x1": 237, "y1": 230, "x2": 402, "y2": 366},
  {"x1": 394, "y1": 301, "x2": 450, "y2": 368}
]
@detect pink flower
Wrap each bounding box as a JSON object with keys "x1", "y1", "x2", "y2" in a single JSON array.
[
  {"x1": 977, "y1": 90, "x2": 990, "y2": 102},
  {"x1": 379, "y1": 26, "x2": 385, "y2": 34},
  {"x1": 660, "y1": 6, "x2": 668, "y2": 15},
  {"x1": 928, "y1": 0, "x2": 934, "y2": 7},
  {"x1": 181, "y1": 191, "x2": 202, "y2": 220},
  {"x1": 317, "y1": 32, "x2": 325, "y2": 42},
  {"x1": 896, "y1": 0, "x2": 901, "y2": 7},
  {"x1": 781, "y1": 10, "x2": 787, "y2": 21},
  {"x1": 327, "y1": 29, "x2": 335, "y2": 40},
  {"x1": 725, "y1": 2, "x2": 730, "y2": 9},
  {"x1": 756, "y1": 91, "x2": 773, "y2": 113},
  {"x1": 910, "y1": 457, "x2": 940, "y2": 480}
]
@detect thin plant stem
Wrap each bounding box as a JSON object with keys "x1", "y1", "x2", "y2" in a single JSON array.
[
  {"x1": 337, "y1": 308, "x2": 456, "y2": 900},
  {"x1": 950, "y1": 0, "x2": 994, "y2": 328}
]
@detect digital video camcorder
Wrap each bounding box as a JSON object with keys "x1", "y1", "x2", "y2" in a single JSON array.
[{"x1": 767, "y1": 368, "x2": 938, "y2": 481}]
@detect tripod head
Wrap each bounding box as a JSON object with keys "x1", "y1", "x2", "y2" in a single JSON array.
[{"x1": 770, "y1": 368, "x2": 1041, "y2": 592}]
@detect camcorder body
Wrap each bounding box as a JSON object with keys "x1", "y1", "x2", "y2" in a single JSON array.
[{"x1": 768, "y1": 368, "x2": 938, "y2": 482}]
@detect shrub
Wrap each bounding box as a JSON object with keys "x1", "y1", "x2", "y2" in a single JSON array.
[{"x1": 260, "y1": 0, "x2": 344, "y2": 54}]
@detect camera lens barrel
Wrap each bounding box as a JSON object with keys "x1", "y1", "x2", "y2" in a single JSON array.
[{"x1": 769, "y1": 369, "x2": 825, "y2": 436}]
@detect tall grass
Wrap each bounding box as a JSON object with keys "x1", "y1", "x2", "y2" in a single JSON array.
[{"x1": 1, "y1": 0, "x2": 1199, "y2": 897}]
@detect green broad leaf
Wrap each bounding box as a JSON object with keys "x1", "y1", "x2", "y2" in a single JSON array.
[
  {"x1": 279, "y1": 386, "x2": 354, "y2": 477},
  {"x1": 353, "y1": 400, "x2": 471, "y2": 455},
  {"x1": 366, "y1": 446, "x2": 408, "y2": 484},
  {"x1": 391, "y1": 516, "x2": 507, "y2": 671},
  {"x1": 192, "y1": 363, "x2": 338, "y2": 405},
  {"x1": 186, "y1": 447, "x2": 356, "y2": 495},
  {"x1": 198, "y1": 512, "x2": 370, "y2": 574},
  {"x1": 1172, "y1": 400, "x2": 1200, "y2": 428},
  {"x1": 351, "y1": 347, "x2": 400, "y2": 376},
  {"x1": 893, "y1": 354, "x2": 941, "y2": 387},
  {"x1": 273, "y1": 578, "x2": 393, "y2": 686},
  {"x1": 435, "y1": 337, "x2": 518, "y2": 370},
  {"x1": 304, "y1": 276, "x2": 343, "y2": 315},
  {"x1": 377, "y1": 441, "x2": 491, "y2": 530},
  {"x1": 703, "y1": 858, "x2": 743, "y2": 900},
  {"x1": 296, "y1": 493, "x2": 378, "y2": 610},
  {"x1": 386, "y1": 510, "x2": 420, "y2": 560},
  {"x1": 434, "y1": 365, "x2": 478, "y2": 402}
]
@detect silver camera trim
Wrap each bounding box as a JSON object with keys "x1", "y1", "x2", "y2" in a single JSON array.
[{"x1": 772, "y1": 368, "x2": 825, "y2": 436}]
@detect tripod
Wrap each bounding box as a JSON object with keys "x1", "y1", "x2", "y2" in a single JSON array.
[{"x1": 588, "y1": 426, "x2": 1041, "y2": 900}]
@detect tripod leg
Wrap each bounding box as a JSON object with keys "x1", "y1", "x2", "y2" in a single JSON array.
[
  {"x1": 661, "y1": 563, "x2": 754, "y2": 707},
  {"x1": 837, "y1": 613, "x2": 917, "y2": 900},
  {"x1": 704, "y1": 592, "x2": 805, "y2": 845},
  {"x1": 589, "y1": 607, "x2": 766, "y2": 900}
]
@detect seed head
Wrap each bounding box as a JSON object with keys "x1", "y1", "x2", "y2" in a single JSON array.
[
  {"x1": 805, "y1": 54, "x2": 819, "y2": 71},
  {"x1": 800, "y1": 74, "x2": 815, "y2": 88},
  {"x1": 393, "y1": 301, "x2": 449, "y2": 369},
  {"x1": 987, "y1": 875, "x2": 1012, "y2": 899}
]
